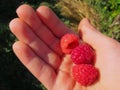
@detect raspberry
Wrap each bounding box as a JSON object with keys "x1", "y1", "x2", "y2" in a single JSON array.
[
  {"x1": 71, "y1": 43, "x2": 95, "y2": 64},
  {"x1": 60, "y1": 33, "x2": 79, "y2": 54},
  {"x1": 72, "y1": 64, "x2": 99, "y2": 86}
]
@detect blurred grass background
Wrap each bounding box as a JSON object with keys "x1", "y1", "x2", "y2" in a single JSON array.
[{"x1": 0, "y1": 0, "x2": 120, "y2": 90}]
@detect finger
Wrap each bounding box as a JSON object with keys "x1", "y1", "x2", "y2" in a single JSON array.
[
  {"x1": 13, "y1": 41, "x2": 56, "y2": 90},
  {"x1": 78, "y1": 18, "x2": 118, "y2": 50},
  {"x1": 16, "y1": 4, "x2": 62, "y2": 55},
  {"x1": 53, "y1": 55, "x2": 75, "y2": 90},
  {"x1": 9, "y1": 18, "x2": 61, "y2": 69},
  {"x1": 37, "y1": 6, "x2": 72, "y2": 38}
]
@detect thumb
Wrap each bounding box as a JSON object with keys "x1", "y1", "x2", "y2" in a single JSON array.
[{"x1": 78, "y1": 18, "x2": 116, "y2": 50}]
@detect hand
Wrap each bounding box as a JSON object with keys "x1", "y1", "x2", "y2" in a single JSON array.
[{"x1": 9, "y1": 4, "x2": 120, "y2": 90}]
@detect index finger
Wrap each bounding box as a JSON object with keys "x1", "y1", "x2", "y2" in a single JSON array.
[{"x1": 36, "y1": 6, "x2": 72, "y2": 38}]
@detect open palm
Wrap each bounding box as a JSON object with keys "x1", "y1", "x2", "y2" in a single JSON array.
[{"x1": 9, "y1": 5, "x2": 120, "y2": 90}]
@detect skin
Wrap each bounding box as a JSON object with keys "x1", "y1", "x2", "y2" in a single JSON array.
[{"x1": 9, "y1": 4, "x2": 120, "y2": 90}]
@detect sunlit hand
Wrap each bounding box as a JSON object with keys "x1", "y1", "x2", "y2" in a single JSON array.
[{"x1": 9, "y1": 4, "x2": 120, "y2": 90}]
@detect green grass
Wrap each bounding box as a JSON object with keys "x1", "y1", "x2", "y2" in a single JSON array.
[{"x1": 85, "y1": 0, "x2": 120, "y2": 41}]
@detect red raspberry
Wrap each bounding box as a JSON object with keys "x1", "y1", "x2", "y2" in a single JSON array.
[
  {"x1": 60, "y1": 33, "x2": 79, "y2": 54},
  {"x1": 71, "y1": 43, "x2": 95, "y2": 64},
  {"x1": 72, "y1": 64, "x2": 99, "y2": 86}
]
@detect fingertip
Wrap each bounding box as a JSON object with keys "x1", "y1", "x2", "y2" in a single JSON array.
[
  {"x1": 79, "y1": 18, "x2": 90, "y2": 26},
  {"x1": 9, "y1": 18, "x2": 24, "y2": 36},
  {"x1": 12, "y1": 41, "x2": 23, "y2": 52},
  {"x1": 16, "y1": 4, "x2": 31, "y2": 14},
  {"x1": 9, "y1": 18, "x2": 19, "y2": 29},
  {"x1": 37, "y1": 5, "x2": 50, "y2": 12},
  {"x1": 78, "y1": 18, "x2": 96, "y2": 35},
  {"x1": 16, "y1": 4, "x2": 35, "y2": 20},
  {"x1": 12, "y1": 42, "x2": 25, "y2": 60},
  {"x1": 36, "y1": 5, "x2": 52, "y2": 20},
  {"x1": 12, "y1": 42, "x2": 17, "y2": 51},
  {"x1": 78, "y1": 18, "x2": 89, "y2": 28}
]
